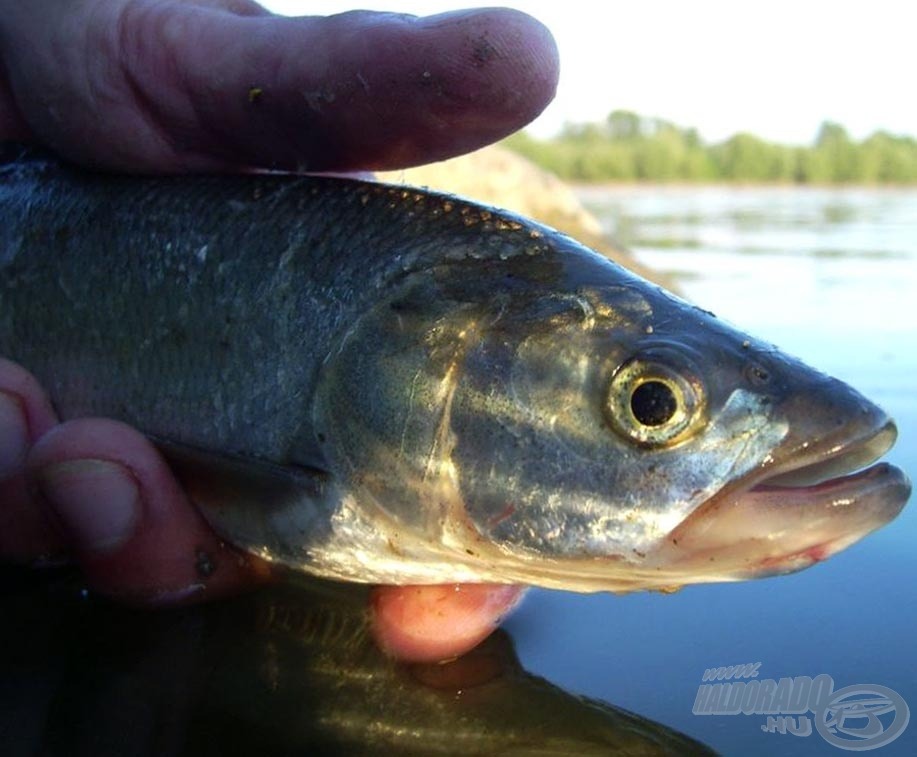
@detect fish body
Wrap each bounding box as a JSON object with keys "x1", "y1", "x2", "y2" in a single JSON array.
[{"x1": 0, "y1": 147, "x2": 910, "y2": 591}]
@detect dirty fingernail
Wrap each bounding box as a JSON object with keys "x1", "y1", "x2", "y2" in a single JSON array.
[
  {"x1": 0, "y1": 391, "x2": 29, "y2": 478},
  {"x1": 39, "y1": 459, "x2": 140, "y2": 552}
]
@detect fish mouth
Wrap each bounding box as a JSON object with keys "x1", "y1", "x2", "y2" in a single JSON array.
[{"x1": 655, "y1": 419, "x2": 911, "y2": 581}]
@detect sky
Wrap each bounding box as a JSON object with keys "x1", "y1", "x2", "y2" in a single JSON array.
[{"x1": 261, "y1": 0, "x2": 916, "y2": 145}]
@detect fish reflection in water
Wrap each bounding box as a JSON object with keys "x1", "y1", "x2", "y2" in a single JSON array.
[{"x1": 0, "y1": 569, "x2": 713, "y2": 756}]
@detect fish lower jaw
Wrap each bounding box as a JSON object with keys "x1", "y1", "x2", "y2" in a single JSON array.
[
  {"x1": 281, "y1": 525, "x2": 825, "y2": 595},
  {"x1": 258, "y1": 461, "x2": 909, "y2": 594},
  {"x1": 640, "y1": 410, "x2": 910, "y2": 583},
  {"x1": 649, "y1": 462, "x2": 910, "y2": 583},
  {"x1": 263, "y1": 509, "x2": 718, "y2": 593},
  {"x1": 250, "y1": 431, "x2": 910, "y2": 593}
]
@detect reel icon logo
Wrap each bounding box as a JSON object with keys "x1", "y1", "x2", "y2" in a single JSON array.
[{"x1": 815, "y1": 684, "x2": 910, "y2": 751}]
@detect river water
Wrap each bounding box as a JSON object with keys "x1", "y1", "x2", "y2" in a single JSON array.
[{"x1": 503, "y1": 185, "x2": 917, "y2": 756}]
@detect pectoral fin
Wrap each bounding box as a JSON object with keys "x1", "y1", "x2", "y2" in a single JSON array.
[{"x1": 152, "y1": 437, "x2": 338, "y2": 567}]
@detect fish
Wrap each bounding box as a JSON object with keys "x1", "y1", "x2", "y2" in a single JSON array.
[
  {"x1": 0, "y1": 566, "x2": 716, "y2": 755},
  {"x1": 0, "y1": 144, "x2": 910, "y2": 592}
]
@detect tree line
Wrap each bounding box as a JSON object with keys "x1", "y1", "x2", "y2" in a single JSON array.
[{"x1": 502, "y1": 110, "x2": 917, "y2": 183}]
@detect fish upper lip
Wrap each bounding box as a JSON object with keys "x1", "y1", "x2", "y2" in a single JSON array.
[{"x1": 751, "y1": 418, "x2": 898, "y2": 491}]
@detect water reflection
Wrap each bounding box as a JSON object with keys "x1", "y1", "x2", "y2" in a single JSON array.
[
  {"x1": 578, "y1": 185, "x2": 917, "y2": 260},
  {"x1": 0, "y1": 568, "x2": 714, "y2": 756}
]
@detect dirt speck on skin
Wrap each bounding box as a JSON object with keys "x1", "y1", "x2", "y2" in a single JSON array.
[
  {"x1": 196, "y1": 549, "x2": 217, "y2": 578},
  {"x1": 302, "y1": 88, "x2": 337, "y2": 112},
  {"x1": 418, "y1": 70, "x2": 443, "y2": 96},
  {"x1": 472, "y1": 35, "x2": 498, "y2": 66}
]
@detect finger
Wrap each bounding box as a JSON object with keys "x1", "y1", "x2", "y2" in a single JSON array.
[
  {"x1": 0, "y1": 359, "x2": 62, "y2": 562},
  {"x1": 370, "y1": 583, "x2": 526, "y2": 663},
  {"x1": 27, "y1": 418, "x2": 269, "y2": 604},
  {"x1": 0, "y1": 0, "x2": 271, "y2": 143},
  {"x1": 0, "y1": 2, "x2": 558, "y2": 172}
]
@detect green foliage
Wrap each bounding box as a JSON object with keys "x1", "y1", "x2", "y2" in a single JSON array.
[{"x1": 501, "y1": 113, "x2": 917, "y2": 184}]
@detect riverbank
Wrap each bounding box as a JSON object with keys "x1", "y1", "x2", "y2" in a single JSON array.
[{"x1": 502, "y1": 112, "x2": 917, "y2": 185}]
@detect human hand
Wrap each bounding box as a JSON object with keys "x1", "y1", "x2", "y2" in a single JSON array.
[{"x1": 0, "y1": 0, "x2": 556, "y2": 661}]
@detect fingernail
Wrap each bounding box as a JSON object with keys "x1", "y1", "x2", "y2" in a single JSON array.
[
  {"x1": 0, "y1": 390, "x2": 29, "y2": 478},
  {"x1": 39, "y1": 459, "x2": 140, "y2": 552}
]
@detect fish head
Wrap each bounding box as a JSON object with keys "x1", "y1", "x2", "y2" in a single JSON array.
[
  {"x1": 315, "y1": 247, "x2": 909, "y2": 591},
  {"x1": 442, "y1": 260, "x2": 909, "y2": 590}
]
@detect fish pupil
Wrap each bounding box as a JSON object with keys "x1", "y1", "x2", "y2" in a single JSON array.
[{"x1": 631, "y1": 381, "x2": 677, "y2": 427}]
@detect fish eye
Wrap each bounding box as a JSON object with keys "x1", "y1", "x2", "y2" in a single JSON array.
[
  {"x1": 605, "y1": 354, "x2": 707, "y2": 447},
  {"x1": 630, "y1": 380, "x2": 678, "y2": 426}
]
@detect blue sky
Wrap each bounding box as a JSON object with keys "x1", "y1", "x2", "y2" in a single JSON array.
[{"x1": 261, "y1": 1, "x2": 916, "y2": 145}]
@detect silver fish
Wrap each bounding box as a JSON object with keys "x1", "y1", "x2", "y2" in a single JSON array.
[{"x1": 0, "y1": 146, "x2": 910, "y2": 591}]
